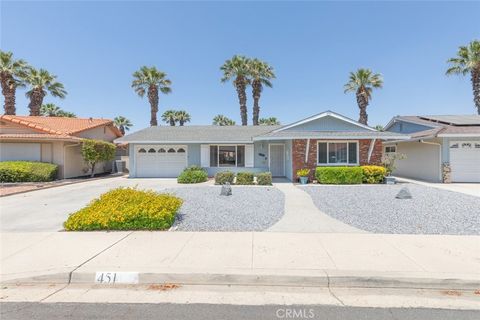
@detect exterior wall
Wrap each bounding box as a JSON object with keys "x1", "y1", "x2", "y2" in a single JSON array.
[
  {"x1": 387, "y1": 121, "x2": 434, "y2": 134},
  {"x1": 292, "y1": 139, "x2": 383, "y2": 181},
  {"x1": 284, "y1": 115, "x2": 372, "y2": 132},
  {"x1": 385, "y1": 140, "x2": 442, "y2": 182},
  {"x1": 76, "y1": 125, "x2": 118, "y2": 142},
  {"x1": 64, "y1": 143, "x2": 113, "y2": 178},
  {"x1": 128, "y1": 141, "x2": 289, "y2": 179}
]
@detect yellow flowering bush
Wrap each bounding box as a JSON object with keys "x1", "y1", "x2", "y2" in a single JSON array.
[
  {"x1": 361, "y1": 165, "x2": 387, "y2": 184},
  {"x1": 64, "y1": 187, "x2": 183, "y2": 231}
]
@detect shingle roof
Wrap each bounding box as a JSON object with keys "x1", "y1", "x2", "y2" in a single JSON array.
[
  {"x1": 254, "y1": 130, "x2": 408, "y2": 140},
  {"x1": 390, "y1": 115, "x2": 480, "y2": 137},
  {"x1": 115, "y1": 125, "x2": 282, "y2": 143},
  {"x1": 0, "y1": 115, "x2": 122, "y2": 138},
  {"x1": 419, "y1": 115, "x2": 480, "y2": 126}
]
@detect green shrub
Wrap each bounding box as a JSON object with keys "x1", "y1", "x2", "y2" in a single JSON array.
[
  {"x1": 256, "y1": 172, "x2": 272, "y2": 185},
  {"x1": 214, "y1": 171, "x2": 235, "y2": 185},
  {"x1": 64, "y1": 187, "x2": 182, "y2": 231},
  {"x1": 236, "y1": 172, "x2": 254, "y2": 185},
  {"x1": 177, "y1": 166, "x2": 208, "y2": 184},
  {"x1": 0, "y1": 161, "x2": 58, "y2": 182},
  {"x1": 81, "y1": 139, "x2": 116, "y2": 177},
  {"x1": 315, "y1": 166, "x2": 363, "y2": 184},
  {"x1": 296, "y1": 168, "x2": 310, "y2": 177},
  {"x1": 361, "y1": 165, "x2": 387, "y2": 184}
]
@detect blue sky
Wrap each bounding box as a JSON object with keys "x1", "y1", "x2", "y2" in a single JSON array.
[{"x1": 2, "y1": 1, "x2": 479, "y2": 131}]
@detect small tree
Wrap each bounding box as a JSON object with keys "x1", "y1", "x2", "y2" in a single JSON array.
[
  {"x1": 382, "y1": 153, "x2": 406, "y2": 176},
  {"x1": 81, "y1": 139, "x2": 116, "y2": 177}
]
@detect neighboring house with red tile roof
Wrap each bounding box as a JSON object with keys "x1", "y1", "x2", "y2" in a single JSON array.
[
  {"x1": 0, "y1": 115, "x2": 123, "y2": 179},
  {"x1": 384, "y1": 115, "x2": 480, "y2": 183}
]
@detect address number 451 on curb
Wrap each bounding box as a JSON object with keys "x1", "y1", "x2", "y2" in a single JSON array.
[{"x1": 95, "y1": 272, "x2": 139, "y2": 284}]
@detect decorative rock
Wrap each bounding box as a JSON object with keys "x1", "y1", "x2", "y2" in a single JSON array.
[
  {"x1": 220, "y1": 182, "x2": 232, "y2": 196},
  {"x1": 395, "y1": 187, "x2": 412, "y2": 199}
]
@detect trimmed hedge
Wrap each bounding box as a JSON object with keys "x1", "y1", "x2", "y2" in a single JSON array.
[
  {"x1": 177, "y1": 166, "x2": 208, "y2": 184},
  {"x1": 215, "y1": 171, "x2": 235, "y2": 184},
  {"x1": 362, "y1": 165, "x2": 386, "y2": 184},
  {"x1": 256, "y1": 172, "x2": 272, "y2": 185},
  {"x1": 315, "y1": 166, "x2": 363, "y2": 184},
  {"x1": 0, "y1": 161, "x2": 58, "y2": 182},
  {"x1": 236, "y1": 172, "x2": 254, "y2": 185},
  {"x1": 64, "y1": 187, "x2": 182, "y2": 231}
]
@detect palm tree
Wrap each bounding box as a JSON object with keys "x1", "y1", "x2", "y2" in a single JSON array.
[
  {"x1": 374, "y1": 124, "x2": 384, "y2": 131},
  {"x1": 212, "y1": 114, "x2": 236, "y2": 126},
  {"x1": 40, "y1": 103, "x2": 76, "y2": 118},
  {"x1": 221, "y1": 55, "x2": 251, "y2": 126},
  {"x1": 259, "y1": 117, "x2": 280, "y2": 125},
  {"x1": 175, "y1": 110, "x2": 191, "y2": 126},
  {"x1": 344, "y1": 68, "x2": 383, "y2": 125},
  {"x1": 24, "y1": 68, "x2": 67, "y2": 116},
  {"x1": 131, "y1": 66, "x2": 172, "y2": 126},
  {"x1": 162, "y1": 109, "x2": 177, "y2": 126},
  {"x1": 446, "y1": 40, "x2": 480, "y2": 114},
  {"x1": 250, "y1": 59, "x2": 275, "y2": 125},
  {"x1": 0, "y1": 51, "x2": 28, "y2": 115},
  {"x1": 114, "y1": 116, "x2": 133, "y2": 135}
]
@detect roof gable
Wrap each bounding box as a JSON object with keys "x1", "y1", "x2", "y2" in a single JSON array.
[{"x1": 274, "y1": 111, "x2": 376, "y2": 133}]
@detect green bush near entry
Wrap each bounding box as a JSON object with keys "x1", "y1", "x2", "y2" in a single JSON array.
[
  {"x1": 177, "y1": 166, "x2": 208, "y2": 184},
  {"x1": 315, "y1": 166, "x2": 363, "y2": 184},
  {"x1": 214, "y1": 171, "x2": 235, "y2": 185},
  {"x1": 256, "y1": 172, "x2": 273, "y2": 185},
  {"x1": 236, "y1": 172, "x2": 254, "y2": 185},
  {"x1": 0, "y1": 161, "x2": 58, "y2": 182}
]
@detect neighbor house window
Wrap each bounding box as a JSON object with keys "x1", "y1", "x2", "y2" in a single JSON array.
[
  {"x1": 209, "y1": 145, "x2": 245, "y2": 167},
  {"x1": 385, "y1": 146, "x2": 396, "y2": 154},
  {"x1": 317, "y1": 142, "x2": 358, "y2": 165}
]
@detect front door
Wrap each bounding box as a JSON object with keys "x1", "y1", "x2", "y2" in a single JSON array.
[{"x1": 269, "y1": 144, "x2": 285, "y2": 177}]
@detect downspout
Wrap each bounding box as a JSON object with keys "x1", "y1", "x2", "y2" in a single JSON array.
[
  {"x1": 305, "y1": 139, "x2": 310, "y2": 163},
  {"x1": 420, "y1": 140, "x2": 442, "y2": 182},
  {"x1": 367, "y1": 139, "x2": 376, "y2": 163}
]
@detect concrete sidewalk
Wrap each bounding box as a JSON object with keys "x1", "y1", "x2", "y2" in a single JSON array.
[{"x1": 1, "y1": 232, "x2": 479, "y2": 289}]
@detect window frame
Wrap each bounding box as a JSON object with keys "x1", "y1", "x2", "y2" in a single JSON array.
[
  {"x1": 384, "y1": 146, "x2": 396, "y2": 154},
  {"x1": 209, "y1": 144, "x2": 247, "y2": 168},
  {"x1": 317, "y1": 141, "x2": 359, "y2": 166}
]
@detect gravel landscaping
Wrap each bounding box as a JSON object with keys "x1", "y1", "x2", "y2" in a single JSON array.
[
  {"x1": 166, "y1": 186, "x2": 285, "y2": 231},
  {"x1": 301, "y1": 184, "x2": 480, "y2": 235}
]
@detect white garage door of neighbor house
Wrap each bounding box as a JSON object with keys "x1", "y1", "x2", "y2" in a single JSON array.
[
  {"x1": 450, "y1": 141, "x2": 480, "y2": 183},
  {"x1": 0, "y1": 143, "x2": 41, "y2": 161},
  {"x1": 135, "y1": 145, "x2": 187, "y2": 178}
]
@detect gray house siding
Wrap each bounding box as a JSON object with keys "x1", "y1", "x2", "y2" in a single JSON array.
[
  {"x1": 284, "y1": 116, "x2": 371, "y2": 132},
  {"x1": 388, "y1": 121, "x2": 434, "y2": 134}
]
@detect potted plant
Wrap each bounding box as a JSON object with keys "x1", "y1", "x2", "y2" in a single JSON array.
[{"x1": 296, "y1": 168, "x2": 310, "y2": 185}]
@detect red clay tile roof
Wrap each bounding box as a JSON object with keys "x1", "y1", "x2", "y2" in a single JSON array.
[
  {"x1": 0, "y1": 115, "x2": 122, "y2": 138},
  {"x1": 0, "y1": 133, "x2": 82, "y2": 141}
]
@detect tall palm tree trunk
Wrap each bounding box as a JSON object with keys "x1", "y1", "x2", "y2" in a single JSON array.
[
  {"x1": 356, "y1": 90, "x2": 369, "y2": 125},
  {"x1": 179, "y1": 120, "x2": 184, "y2": 126},
  {"x1": 252, "y1": 80, "x2": 261, "y2": 125},
  {"x1": 28, "y1": 89, "x2": 45, "y2": 116},
  {"x1": 472, "y1": 69, "x2": 480, "y2": 115},
  {"x1": 235, "y1": 78, "x2": 248, "y2": 126},
  {"x1": 148, "y1": 85, "x2": 159, "y2": 126},
  {"x1": 169, "y1": 119, "x2": 175, "y2": 126},
  {"x1": 1, "y1": 75, "x2": 16, "y2": 115}
]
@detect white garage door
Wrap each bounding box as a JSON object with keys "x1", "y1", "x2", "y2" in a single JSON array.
[
  {"x1": 135, "y1": 145, "x2": 187, "y2": 178},
  {"x1": 450, "y1": 141, "x2": 480, "y2": 183},
  {"x1": 0, "y1": 143, "x2": 41, "y2": 161}
]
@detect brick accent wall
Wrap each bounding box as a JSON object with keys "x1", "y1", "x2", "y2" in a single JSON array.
[{"x1": 292, "y1": 139, "x2": 383, "y2": 181}]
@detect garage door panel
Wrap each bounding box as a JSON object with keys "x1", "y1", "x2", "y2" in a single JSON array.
[
  {"x1": 450, "y1": 141, "x2": 480, "y2": 183},
  {"x1": 135, "y1": 145, "x2": 187, "y2": 178}
]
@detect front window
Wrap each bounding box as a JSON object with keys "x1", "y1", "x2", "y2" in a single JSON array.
[
  {"x1": 385, "y1": 146, "x2": 396, "y2": 154},
  {"x1": 318, "y1": 142, "x2": 358, "y2": 165},
  {"x1": 209, "y1": 145, "x2": 245, "y2": 167}
]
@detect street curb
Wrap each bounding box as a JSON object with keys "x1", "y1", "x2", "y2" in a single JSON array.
[{"x1": 3, "y1": 271, "x2": 479, "y2": 290}]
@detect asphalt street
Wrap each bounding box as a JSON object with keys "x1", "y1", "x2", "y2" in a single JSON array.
[{"x1": 1, "y1": 302, "x2": 479, "y2": 320}]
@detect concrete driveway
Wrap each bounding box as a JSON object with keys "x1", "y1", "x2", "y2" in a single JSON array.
[{"x1": 0, "y1": 177, "x2": 212, "y2": 232}]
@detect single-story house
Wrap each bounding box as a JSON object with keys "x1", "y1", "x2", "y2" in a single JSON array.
[
  {"x1": 115, "y1": 111, "x2": 407, "y2": 180},
  {"x1": 0, "y1": 115, "x2": 123, "y2": 179},
  {"x1": 384, "y1": 115, "x2": 480, "y2": 183}
]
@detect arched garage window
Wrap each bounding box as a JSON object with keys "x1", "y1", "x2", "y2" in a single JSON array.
[
  {"x1": 167, "y1": 148, "x2": 176, "y2": 153},
  {"x1": 138, "y1": 148, "x2": 146, "y2": 153},
  {"x1": 148, "y1": 148, "x2": 156, "y2": 153},
  {"x1": 177, "y1": 148, "x2": 186, "y2": 153},
  {"x1": 159, "y1": 148, "x2": 166, "y2": 153}
]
